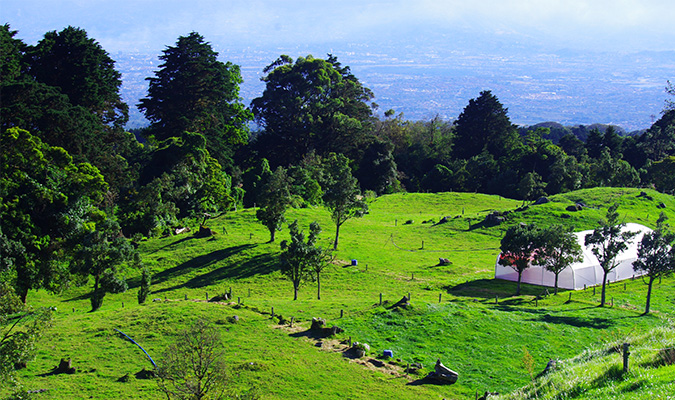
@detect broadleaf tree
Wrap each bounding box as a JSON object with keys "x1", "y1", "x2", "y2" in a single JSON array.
[
  {"x1": 279, "y1": 220, "x2": 331, "y2": 300},
  {"x1": 0, "y1": 282, "x2": 53, "y2": 393},
  {"x1": 306, "y1": 222, "x2": 333, "y2": 300},
  {"x1": 69, "y1": 215, "x2": 135, "y2": 311},
  {"x1": 256, "y1": 166, "x2": 292, "y2": 243},
  {"x1": 0, "y1": 127, "x2": 108, "y2": 303},
  {"x1": 534, "y1": 225, "x2": 583, "y2": 295},
  {"x1": 584, "y1": 203, "x2": 638, "y2": 307},
  {"x1": 251, "y1": 54, "x2": 375, "y2": 166},
  {"x1": 498, "y1": 223, "x2": 542, "y2": 296},
  {"x1": 632, "y1": 213, "x2": 675, "y2": 314},
  {"x1": 321, "y1": 153, "x2": 368, "y2": 250},
  {"x1": 156, "y1": 319, "x2": 229, "y2": 400}
]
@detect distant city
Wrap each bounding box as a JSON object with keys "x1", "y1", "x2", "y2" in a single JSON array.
[{"x1": 117, "y1": 41, "x2": 673, "y2": 133}]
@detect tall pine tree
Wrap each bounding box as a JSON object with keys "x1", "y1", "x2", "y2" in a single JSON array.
[{"x1": 138, "y1": 32, "x2": 251, "y2": 169}]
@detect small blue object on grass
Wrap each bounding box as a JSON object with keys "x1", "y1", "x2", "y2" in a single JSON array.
[
  {"x1": 383, "y1": 350, "x2": 393, "y2": 358},
  {"x1": 351, "y1": 259, "x2": 358, "y2": 266}
]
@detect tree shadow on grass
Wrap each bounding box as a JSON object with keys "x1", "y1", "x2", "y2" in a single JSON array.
[
  {"x1": 153, "y1": 251, "x2": 277, "y2": 294},
  {"x1": 151, "y1": 244, "x2": 257, "y2": 286},
  {"x1": 407, "y1": 375, "x2": 456, "y2": 386},
  {"x1": 149, "y1": 235, "x2": 195, "y2": 254},
  {"x1": 444, "y1": 279, "x2": 558, "y2": 300},
  {"x1": 528, "y1": 313, "x2": 615, "y2": 329}
]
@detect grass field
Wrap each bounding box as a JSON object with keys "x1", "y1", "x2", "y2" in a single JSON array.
[{"x1": 5, "y1": 187, "x2": 675, "y2": 399}]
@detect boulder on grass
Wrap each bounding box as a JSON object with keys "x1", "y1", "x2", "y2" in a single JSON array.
[
  {"x1": 534, "y1": 197, "x2": 550, "y2": 205},
  {"x1": 388, "y1": 296, "x2": 410, "y2": 309},
  {"x1": 196, "y1": 225, "x2": 215, "y2": 237},
  {"x1": 566, "y1": 204, "x2": 582, "y2": 212},
  {"x1": 56, "y1": 358, "x2": 76, "y2": 374},
  {"x1": 311, "y1": 317, "x2": 326, "y2": 331},
  {"x1": 310, "y1": 317, "x2": 343, "y2": 337},
  {"x1": 427, "y1": 359, "x2": 458, "y2": 384}
]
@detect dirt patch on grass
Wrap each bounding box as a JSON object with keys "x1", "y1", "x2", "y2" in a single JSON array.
[
  {"x1": 349, "y1": 357, "x2": 411, "y2": 379},
  {"x1": 275, "y1": 323, "x2": 306, "y2": 335},
  {"x1": 277, "y1": 324, "x2": 412, "y2": 380}
]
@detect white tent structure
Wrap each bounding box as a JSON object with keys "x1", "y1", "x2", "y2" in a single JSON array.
[{"x1": 494, "y1": 223, "x2": 652, "y2": 290}]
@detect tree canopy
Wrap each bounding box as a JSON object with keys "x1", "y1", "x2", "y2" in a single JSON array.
[
  {"x1": 452, "y1": 90, "x2": 520, "y2": 160},
  {"x1": 251, "y1": 54, "x2": 376, "y2": 166},
  {"x1": 632, "y1": 213, "x2": 675, "y2": 314},
  {"x1": 1, "y1": 26, "x2": 143, "y2": 197},
  {"x1": 534, "y1": 225, "x2": 583, "y2": 295},
  {"x1": 0, "y1": 127, "x2": 108, "y2": 303},
  {"x1": 26, "y1": 26, "x2": 128, "y2": 127},
  {"x1": 499, "y1": 223, "x2": 542, "y2": 296},
  {"x1": 280, "y1": 220, "x2": 325, "y2": 300},
  {"x1": 256, "y1": 166, "x2": 292, "y2": 243},
  {"x1": 138, "y1": 32, "x2": 251, "y2": 169},
  {"x1": 585, "y1": 203, "x2": 638, "y2": 307},
  {"x1": 321, "y1": 153, "x2": 368, "y2": 250}
]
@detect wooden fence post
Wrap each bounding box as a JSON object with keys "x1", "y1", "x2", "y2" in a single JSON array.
[{"x1": 623, "y1": 343, "x2": 630, "y2": 373}]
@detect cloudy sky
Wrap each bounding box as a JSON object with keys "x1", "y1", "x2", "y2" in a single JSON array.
[{"x1": 4, "y1": 0, "x2": 675, "y2": 53}]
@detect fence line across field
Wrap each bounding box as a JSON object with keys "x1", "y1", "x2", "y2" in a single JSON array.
[{"x1": 387, "y1": 234, "x2": 499, "y2": 253}]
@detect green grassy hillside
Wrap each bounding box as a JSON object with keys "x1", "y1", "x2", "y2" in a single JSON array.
[{"x1": 7, "y1": 188, "x2": 675, "y2": 399}]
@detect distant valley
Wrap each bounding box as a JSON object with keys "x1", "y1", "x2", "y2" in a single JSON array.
[{"x1": 116, "y1": 43, "x2": 674, "y2": 132}]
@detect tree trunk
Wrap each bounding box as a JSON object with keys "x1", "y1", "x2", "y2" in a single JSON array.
[
  {"x1": 645, "y1": 275, "x2": 655, "y2": 314},
  {"x1": 293, "y1": 281, "x2": 299, "y2": 301},
  {"x1": 554, "y1": 273, "x2": 559, "y2": 295},
  {"x1": 333, "y1": 223, "x2": 341, "y2": 250},
  {"x1": 269, "y1": 227, "x2": 276, "y2": 243},
  {"x1": 516, "y1": 271, "x2": 522, "y2": 296},
  {"x1": 317, "y1": 272, "x2": 321, "y2": 300},
  {"x1": 19, "y1": 286, "x2": 28, "y2": 304},
  {"x1": 600, "y1": 271, "x2": 608, "y2": 307},
  {"x1": 91, "y1": 275, "x2": 102, "y2": 312}
]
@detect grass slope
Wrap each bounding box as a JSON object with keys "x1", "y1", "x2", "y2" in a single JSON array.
[{"x1": 6, "y1": 188, "x2": 675, "y2": 399}]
